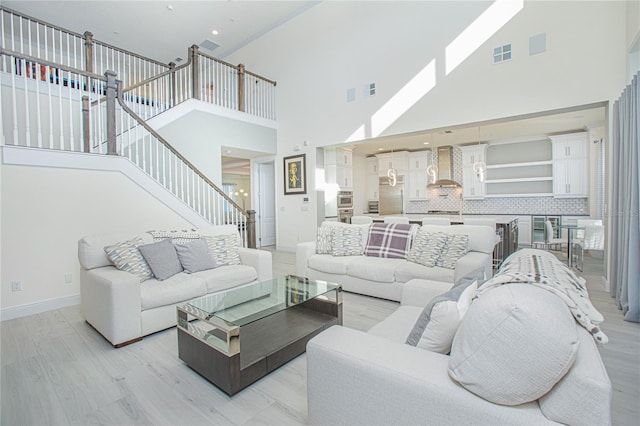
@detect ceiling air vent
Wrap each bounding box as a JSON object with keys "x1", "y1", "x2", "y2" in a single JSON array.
[{"x1": 199, "y1": 39, "x2": 220, "y2": 52}]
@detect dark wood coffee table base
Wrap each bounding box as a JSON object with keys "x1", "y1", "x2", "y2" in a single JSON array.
[{"x1": 178, "y1": 296, "x2": 342, "y2": 395}]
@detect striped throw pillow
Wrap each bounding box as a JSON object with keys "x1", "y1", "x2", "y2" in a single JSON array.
[
  {"x1": 204, "y1": 234, "x2": 241, "y2": 266},
  {"x1": 436, "y1": 234, "x2": 469, "y2": 269},
  {"x1": 407, "y1": 231, "x2": 448, "y2": 267},
  {"x1": 331, "y1": 226, "x2": 364, "y2": 256},
  {"x1": 316, "y1": 226, "x2": 333, "y2": 254},
  {"x1": 104, "y1": 236, "x2": 154, "y2": 282}
]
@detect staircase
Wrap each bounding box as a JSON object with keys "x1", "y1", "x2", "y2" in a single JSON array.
[{"x1": 0, "y1": 7, "x2": 277, "y2": 248}]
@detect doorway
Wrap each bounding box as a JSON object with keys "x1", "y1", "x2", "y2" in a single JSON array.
[{"x1": 255, "y1": 160, "x2": 276, "y2": 247}]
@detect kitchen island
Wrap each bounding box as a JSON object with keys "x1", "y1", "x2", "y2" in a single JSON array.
[{"x1": 364, "y1": 214, "x2": 519, "y2": 267}]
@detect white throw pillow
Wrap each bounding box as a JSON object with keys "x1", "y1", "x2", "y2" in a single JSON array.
[
  {"x1": 405, "y1": 279, "x2": 477, "y2": 354},
  {"x1": 448, "y1": 284, "x2": 579, "y2": 406},
  {"x1": 104, "y1": 236, "x2": 154, "y2": 282}
]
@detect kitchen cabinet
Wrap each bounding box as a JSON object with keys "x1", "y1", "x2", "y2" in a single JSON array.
[
  {"x1": 459, "y1": 145, "x2": 487, "y2": 200},
  {"x1": 409, "y1": 151, "x2": 431, "y2": 171},
  {"x1": 376, "y1": 151, "x2": 409, "y2": 177},
  {"x1": 516, "y1": 215, "x2": 532, "y2": 247},
  {"x1": 325, "y1": 147, "x2": 353, "y2": 190},
  {"x1": 408, "y1": 170, "x2": 428, "y2": 199},
  {"x1": 367, "y1": 174, "x2": 379, "y2": 200},
  {"x1": 366, "y1": 157, "x2": 378, "y2": 175},
  {"x1": 551, "y1": 133, "x2": 588, "y2": 198}
]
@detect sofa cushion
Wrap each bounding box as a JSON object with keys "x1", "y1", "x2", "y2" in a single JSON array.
[
  {"x1": 308, "y1": 254, "x2": 361, "y2": 275},
  {"x1": 331, "y1": 226, "x2": 364, "y2": 256},
  {"x1": 347, "y1": 257, "x2": 406, "y2": 283},
  {"x1": 204, "y1": 234, "x2": 241, "y2": 266},
  {"x1": 104, "y1": 236, "x2": 154, "y2": 282},
  {"x1": 140, "y1": 273, "x2": 207, "y2": 310},
  {"x1": 405, "y1": 279, "x2": 477, "y2": 354},
  {"x1": 174, "y1": 238, "x2": 217, "y2": 273},
  {"x1": 364, "y1": 223, "x2": 417, "y2": 259},
  {"x1": 436, "y1": 234, "x2": 469, "y2": 269},
  {"x1": 448, "y1": 284, "x2": 579, "y2": 406},
  {"x1": 406, "y1": 231, "x2": 448, "y2": 267},
  {"x1": 195, "y1": 264, "x2": 258, "y2": 293},
  {"x1": 138, "y1": 239, "x2": 184, "y2": 280},
  {"x1": 368, "y1": 306, "x2": 423, "y2": 343},
  {"x1": 394, "y1": 262, "x2": 455, "y2": 284}
]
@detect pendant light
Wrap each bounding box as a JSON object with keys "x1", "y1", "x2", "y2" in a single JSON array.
[
  {"x1": 426, "y1": 134, "x2": 438, "y2": 184},
  {"x1": 387, "y1": 150, "x2": 397, "y2": 186},
  {"x1": 472, "y1": 126, "x2": 487, "y2": 182}
]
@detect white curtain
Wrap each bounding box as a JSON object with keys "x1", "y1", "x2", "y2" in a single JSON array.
[{"x1": 609, "y1": 72, "x2": 639, "y2": 323}]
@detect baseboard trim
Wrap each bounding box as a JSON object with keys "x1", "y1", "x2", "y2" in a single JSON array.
[{"x1": 0, "y1": 294, "x2": 80, "y2": 321}]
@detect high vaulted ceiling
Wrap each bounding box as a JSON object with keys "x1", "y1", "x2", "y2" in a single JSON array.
[{"x1": 3, "y1": 0, "x2": 319, "y2": 64}]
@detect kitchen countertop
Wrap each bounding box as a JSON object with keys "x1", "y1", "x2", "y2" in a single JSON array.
[{"x1": 364, "y1": 214, "x2": 519, "y2": 225}]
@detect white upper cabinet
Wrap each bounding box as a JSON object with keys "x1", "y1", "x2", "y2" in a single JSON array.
[
  {"x1": 550, "y1": 133, "x2": 588, "y2": 198},
  {"x1": 366, "y1": 157, "x2": 378, "y2": 175},
  {"x1": 376, "y1": 152, "x2": 409, "y2": 176},
  {"x1": 459, "y1": 145, "x2": 487, "y2": 200},
  {"x1": 409, "y1": 152, "x2": 431, "y2": 171},
  {"x1": 325, "y1": 147, "x2": 353, "y2": 189}
]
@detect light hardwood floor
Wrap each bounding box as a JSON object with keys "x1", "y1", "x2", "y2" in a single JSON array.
[{"x1": 1, "y1": 248, "x2": 638, "y2": 425}]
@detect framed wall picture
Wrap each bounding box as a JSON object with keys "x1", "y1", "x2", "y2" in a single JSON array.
[{"x1": 283, "y1": 154, "x2": 307, "y2": 195}]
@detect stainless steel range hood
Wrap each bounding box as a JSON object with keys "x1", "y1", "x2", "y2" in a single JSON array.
[{"x1": 427, "y1": 146, "x2": 461, "y2": 188}]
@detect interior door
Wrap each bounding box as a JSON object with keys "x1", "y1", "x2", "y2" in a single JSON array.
[{"x1": 257, "y1": 162, "x2": 276, "y2": 247}]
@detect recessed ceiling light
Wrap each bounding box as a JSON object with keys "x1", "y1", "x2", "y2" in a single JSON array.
[
  {"x1": 211, "y1": 30, "x2": 219, "y2": 35},
  {"x1": 113, "y1": 30, "x2": 120, "y2": 35},
  {"x1": 423, "y1": 142, "x2": 429, "y2": 145},
  {"x1": 378, "y1": 148, "x2": 384, "y2": 151},
  {"x1": 166, "y1": 5, "x2": 174, "y2": 11},
  {"x1": 225, "y1": 149, "x2": 232, "y2": 154}
]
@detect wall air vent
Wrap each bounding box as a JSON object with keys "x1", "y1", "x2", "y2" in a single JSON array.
[
  {"x1": 493, "y1": 43, "x2": 512, "y2": 64},
  {"x1": 199, "y1": 39, "x2": 220, "y2": 51}
]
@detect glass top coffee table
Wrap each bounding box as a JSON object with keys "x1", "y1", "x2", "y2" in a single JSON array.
[{"x1": 177, "y1": 275, "x2": 342, "y2": 395}]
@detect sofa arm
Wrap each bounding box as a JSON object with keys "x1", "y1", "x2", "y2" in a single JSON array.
[
  {"x1": 307, "y1": 326, "x2": 553, "y2": 426},
  {"x1": 454, "y1": 251, "x2": 492, "y2": 283},
  {"x1": 296, "y1": 241, "x2": 316, "y2": 276},
  {"x1": 239, "y1": 248, "x2": 272, "y2": 281},
  {"x1": 80, "y1": 266, "x2": 142, "y2": 346},
  {"x1": 400, "y1": 279, "x2": 454, "y2": 307}
]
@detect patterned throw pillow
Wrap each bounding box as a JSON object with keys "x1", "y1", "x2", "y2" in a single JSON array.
[
  {"x1": 104, "y1": 236, "x2": 154, "y2": 282},
  {"x1": 148, "y1": 229, "x2": 201, "y2": 244},
  {"x1": 204, "y1": 234, "x2": 241, "y2": 266},
  {"x1": 331, "y1": 226, "x2": 364, "y2": 256},
  {"x1": 316, "y1": 226, "x2": 333, "y2": 254},
  {"x1": 436, "y1": 234, "x2": 469, "y2": 269},
  {"x1": 365, "y1": 223, "x2": 417, "y2": 259},
  {"x1": 407, "y1": 231, "x2": 448, "y2": 267}
]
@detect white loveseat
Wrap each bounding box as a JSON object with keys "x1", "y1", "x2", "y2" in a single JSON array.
[
  {"x1": 78, "y1": 225, "x2": 272, "y2": 347},
  {"x1": 307, "y1": 250, "x2": 612, "y2": 425},
  {"x1": 296, "y1": 223, "x2": 495, "y2": 302}
]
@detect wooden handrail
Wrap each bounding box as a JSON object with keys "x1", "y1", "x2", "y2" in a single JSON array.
[
  {"x1": 114, "y1": 82, "x2": 249, "y2": 217},
  {"x1": 196, "y1": 51, "x2": 277, "y2": 86},
  {"x1": 0, "y1": 48, "x2": 106, "y2": 81},
  {"x1": 121, "y1": 56, "x2": 192, "y2": 93}
]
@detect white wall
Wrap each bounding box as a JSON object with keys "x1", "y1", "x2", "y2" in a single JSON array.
[
  {"x1": 0, "y1": 150, "x2": 199, "y2": 318},
  {"x1": 152, "y1": 101, "x2": 277, "y2": 187},
  {"x1": 225, "y1": 0, "x2": 629, "y2": 250}
]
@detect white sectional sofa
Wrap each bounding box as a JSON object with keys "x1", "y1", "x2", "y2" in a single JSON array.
[
  {"x1": 307, "y1": 249, "x2": 612, "y2": 425},
  {"x1": 296, "y1": 222, "x2": 496, "y2": 302},
  {"x1": 78, "y1": 225, "x2": 272, "y2": 347}
]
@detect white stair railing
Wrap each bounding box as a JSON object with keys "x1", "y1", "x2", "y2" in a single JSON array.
[
  {"x1": 0, "y1": 49, "x2": 108, "y2": 151},
  {"x1": 116, "y1": 86, "x2": 255, "y2": 247}
]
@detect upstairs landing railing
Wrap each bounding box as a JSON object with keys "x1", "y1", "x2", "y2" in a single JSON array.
[
  {"x1": 1, "y1": 7, "x2": 277, "y2": 122},
  {"x1": 0, "y1": 49, "x2": 256, "y2": 248}
]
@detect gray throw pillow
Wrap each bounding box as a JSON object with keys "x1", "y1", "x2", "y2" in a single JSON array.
[
  {"x1": 405, "y1": 279, "x2": 478, "y2": 354},
  {"x1": 175, "y1": 238, "x2": 217, "y2": 273},
  {"x1": 138, "y1": 239, "x2": 183, "y2": 281}
]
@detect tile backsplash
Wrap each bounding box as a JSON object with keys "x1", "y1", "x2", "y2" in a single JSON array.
[{"x1": 407, "y1": 194, "x2": 589, "y2": 215}]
